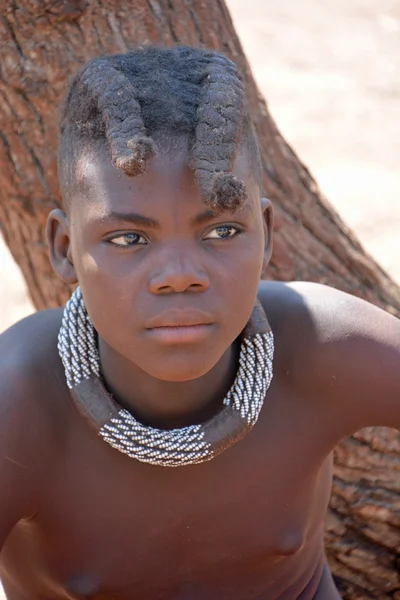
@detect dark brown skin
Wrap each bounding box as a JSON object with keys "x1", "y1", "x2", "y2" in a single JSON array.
[{"x1": 1, "y1": 144, "x2": 400, "y2": 599}]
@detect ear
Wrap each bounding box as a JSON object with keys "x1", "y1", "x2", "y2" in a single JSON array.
[
  {"x1": 46, "y1": 209, "x2": 78, "y2": 284},
  {"x1": 260, "y1": 197, "x2": 273, "y2": 271}
]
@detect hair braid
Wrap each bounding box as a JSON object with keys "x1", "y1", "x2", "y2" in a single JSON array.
[
  {"x1": 59, "y1": 46, "x2": 261, "y2": 208},
  {"x1": 189, "y1": 51, "x2": 247, "y2": 211},
  {"x1": 80, "y1": 59, "x2": 155, "y2": 176}
]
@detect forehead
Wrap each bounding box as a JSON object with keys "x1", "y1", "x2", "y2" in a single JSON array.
[{"x1": 71, "y1": 143, "x2": 259, "y2": 217}]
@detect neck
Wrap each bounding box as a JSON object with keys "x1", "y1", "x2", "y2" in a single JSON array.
[{"x1": 97, "y1": 339, "x2": 240, "y2": 430}]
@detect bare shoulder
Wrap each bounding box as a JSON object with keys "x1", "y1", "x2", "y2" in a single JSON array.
[
  {"x1": 257, "y1": 278, "x2": 389, "y2": 383},
  {"x1": 0, "y1": 309, "x2": 68, "y2": 530},
  {"x1": 256, "y1": 280, "x2": 326, "y2": 381},
  {"x1": 257, "y1": 278, "x2": 390, "y2": 346},
  {"x1": 258, "y1": 280, "x2": 400, "y2": 435},
  {"x1": 0, "y1": 308, "x2": 65, "y2": 394},
  {"x1": 259, "y1": 279, "x2": 398, "y2": 343},
  {"x1": 257, "y1": 279, "x2": 321, "y2": 333},
  {"x1": 0, "y1": 308, "x2": 69, "y2": 439}
]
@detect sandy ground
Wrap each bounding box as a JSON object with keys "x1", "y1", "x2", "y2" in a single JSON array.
[{"x1": 0, "y1": 1, "x2": 399, "y2": 593}]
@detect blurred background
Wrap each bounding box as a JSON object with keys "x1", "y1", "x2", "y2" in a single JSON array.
[{"x1": 1, "y1": 0, "x2": 399, "y2": 333}]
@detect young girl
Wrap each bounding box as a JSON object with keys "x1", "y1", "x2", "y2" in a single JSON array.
[{"x1": 1, "y1": 45, "x2": 399, "y2": 599}]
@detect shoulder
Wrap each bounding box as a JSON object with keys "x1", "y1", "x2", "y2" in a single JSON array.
[
  {"x1": 257, "y1": 279, "x2": 389, "y2": 384},
  {"x1": 257, "y1": 278, "x2": 387, "y2": 348},
  {"x1": 258, "y1": 278, "x2": 357, "y2": 314},
  {"x1": 0, "y1": 308, "x2": 65, "y2": 398},
  {"x1": 256, "y1": 280, "x2": 328, "y2": 381},
  {"x1": 258, "y1": 278, "x2": 397, "y2": 347},
  {"x1": 0, "y1": 309, "x2": 68, "y2": 520},
  {"x1": 0, "y1": 308, "x2": 69, "y2": 433},
  {"x1": 258, "y1": 280, "x2": 400, "y2": 433}
]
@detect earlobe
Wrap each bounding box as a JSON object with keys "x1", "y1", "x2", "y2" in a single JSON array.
[
  {"x1": 260, "y1": 197, "x2": 274, "y2": 271},
  {"x1": 46, "y1": 209, "x2": 78, "y2": 284}
]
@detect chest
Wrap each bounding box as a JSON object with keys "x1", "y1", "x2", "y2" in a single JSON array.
[{"x1": 3, "y1": 388, "x2": 334, "y2": 598}]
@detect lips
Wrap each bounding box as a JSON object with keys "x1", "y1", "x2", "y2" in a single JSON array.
[
  {"x1": 145, "y1": 309, "x2": 214, "y2": 329},
  {"x1": 144, "y1": 309, "x2": 215, "y2": 344}
]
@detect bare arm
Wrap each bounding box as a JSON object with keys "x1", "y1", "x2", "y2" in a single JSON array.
[
  {"x1": 0, "y1": 381, "x2": 35, "y2": 550},
  {"x1": 0, "y1": 316, "x2": 56, "y2": 552}
]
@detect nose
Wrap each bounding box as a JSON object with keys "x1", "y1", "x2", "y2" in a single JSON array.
[{"x1": 148, "y1": 244, "x2": 210, "y2": 295}]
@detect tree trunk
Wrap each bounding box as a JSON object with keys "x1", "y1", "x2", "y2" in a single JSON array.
[
  {"x1": 327, "y1": 428, "x2": 400, "y2": 599},
  {"x1": 0, "y1": 1, "x2": 400, "y2": 597}
]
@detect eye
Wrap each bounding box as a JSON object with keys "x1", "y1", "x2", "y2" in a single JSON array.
[
  {"x1": 203, "y1": 225, "x2": 241, "y2": 240},
  {"x1": 106, "y1": 232, "x2": 147, "y2": 247}
]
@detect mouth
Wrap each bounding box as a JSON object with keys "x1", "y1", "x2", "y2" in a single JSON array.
[
  {"x1": 144, "y1": 309, "x2": 215, "y2": 344},
  {"x1": 145, "y1": 323, "x2": 215, "y2": 344}
]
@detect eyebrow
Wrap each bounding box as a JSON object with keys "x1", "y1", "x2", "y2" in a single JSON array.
[
  {"x1": 192, "y1": 209, "x2": 219, "y2": 225},
  {"x1": 191, "y1": 206, "x2": 252, "y2": 225},
  {"x1": 99, "y1": 211, "x2": 160, "y2": 229},
  {"x1": 96, "y1": 205, "x2": 248, "y2": 228}
]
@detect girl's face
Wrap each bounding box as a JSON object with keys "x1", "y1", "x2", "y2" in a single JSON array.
[{"x1": 51, "y1": 145, "x2": 272, "y2": 382}]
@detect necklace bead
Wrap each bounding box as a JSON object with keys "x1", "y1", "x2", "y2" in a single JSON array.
[{"x1": 58, "y1": 287, "x2": 275, "y2": 467}]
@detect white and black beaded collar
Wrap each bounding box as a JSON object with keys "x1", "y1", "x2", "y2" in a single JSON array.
[{"x1": 58, "y1": 287, "x2": 274, "y2": 467}]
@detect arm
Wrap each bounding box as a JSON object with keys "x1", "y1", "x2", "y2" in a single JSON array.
[
  {"x1": 0, "y1": 318, "x2": 54, "y2": 552},
  {"x1": 0, "y1": 378, "x2": 36, "y2": 550},
  {"x1": 292, "y1": 282, "x2": 400, "y2": 436}
]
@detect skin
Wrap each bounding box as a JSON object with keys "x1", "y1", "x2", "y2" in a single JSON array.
[{"x1": 1, "y1": 142, "x2": 400, "y2": 599}]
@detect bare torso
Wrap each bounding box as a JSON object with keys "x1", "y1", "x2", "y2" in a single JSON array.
[{"x1": 0, "y1": 283, "x2": 343, "y2": 599}]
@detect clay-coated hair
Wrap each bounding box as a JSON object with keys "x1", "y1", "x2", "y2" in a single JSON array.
[{"x1": 58, "y1": 45, "x2": 262, "y2": 210}]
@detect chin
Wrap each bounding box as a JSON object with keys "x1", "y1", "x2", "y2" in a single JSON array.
[{"x1": 143, "y1": 356, "x2": 220, "y2": 383}]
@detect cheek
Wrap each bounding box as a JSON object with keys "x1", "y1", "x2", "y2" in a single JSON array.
[
  {"x1": 72, "y1": 233, "x2": 139, "y2": 291},
  {"x1": 71, "y1": 245, "x2": 137, "y2": 335},
  {"x1": 210, "y1": 236, "x2": 264, "y2": 327},
  {"x1": 218, "y1": 235, "x2": 264, "y2": 288}
]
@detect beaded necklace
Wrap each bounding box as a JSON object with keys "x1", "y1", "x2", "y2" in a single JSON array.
[{"x1": 58, "y1": 287, "x2": 274, "y2": 467}]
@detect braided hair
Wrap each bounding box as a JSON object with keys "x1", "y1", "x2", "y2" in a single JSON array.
[{"x1": 58, "y1": 46, "x2": 261, "y2": 211}]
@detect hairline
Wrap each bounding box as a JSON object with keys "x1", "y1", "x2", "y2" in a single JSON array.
[{"x1": 58, "y1": 126, "x2": 262, "y2": 210}]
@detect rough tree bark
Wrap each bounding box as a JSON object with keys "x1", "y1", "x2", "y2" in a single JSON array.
[{"x1": 0, "y1": 1, "x2": 400, "y2": 598}]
